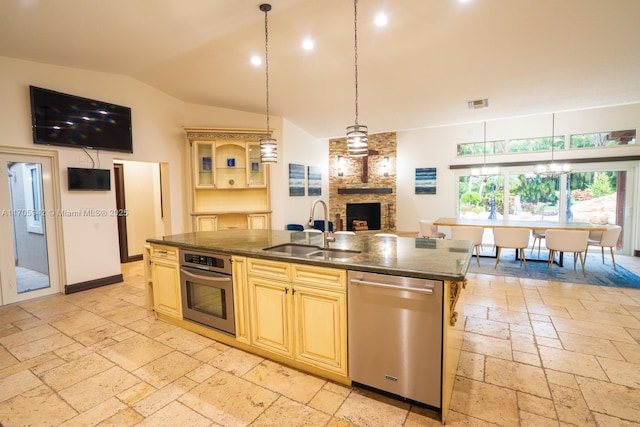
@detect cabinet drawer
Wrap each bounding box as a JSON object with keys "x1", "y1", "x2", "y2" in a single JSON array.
[
  {"x1": 292, "y1": 265, "x2": 346, "y2": 291},
  {"x1": 150, "y1": 244, "x2": 179, "y2": 261},
  {"x1": 248, "y1": 258, "x2": 292, "y2": 281}
]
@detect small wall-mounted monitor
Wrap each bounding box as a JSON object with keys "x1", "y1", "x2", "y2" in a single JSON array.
[{"x1": 68, "y1": 167, "x2": 111, "y2": 191}]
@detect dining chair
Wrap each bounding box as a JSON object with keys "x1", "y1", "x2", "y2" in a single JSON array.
[
  {"x1": 286, "y1": 224, "x2": 304, "y2": 231},
  {"x1": 418, "y1": 220, "x2": 446, "y2": 239},
  {"x1": 587, "y1": 225, "x2": 622, "y2": 270},
  {"x1": 493, "y1": 228, "x2": 531, "y2": 271},
  {"x1": 545, "y1": 229, "x2": 589, "y2": 277},
  {"x1": 334, "y1": 231, "x2": 356, "y2": 235},
  {"x1": 530, "y1": 228, "x2": 546, "y2": 257},
  {"x1": 450, "y1": 226, "x2": 484, "y2": 266}
]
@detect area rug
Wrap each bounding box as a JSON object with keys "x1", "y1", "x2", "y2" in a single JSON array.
[{"x1": 467, "y1": 249, "x2": 640, "y2": 289}]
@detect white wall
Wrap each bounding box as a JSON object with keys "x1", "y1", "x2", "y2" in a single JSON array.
[
  {"x1": 0, "y1": 56, "x2": 186, "y2": 285},
  {"x1": 280, "y1": 119, "x2": 328, "y2": 230}
]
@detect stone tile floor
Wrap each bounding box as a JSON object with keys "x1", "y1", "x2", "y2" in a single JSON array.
[{"x1": 1, "y1": 258, "x2": 639, "y2": 426}]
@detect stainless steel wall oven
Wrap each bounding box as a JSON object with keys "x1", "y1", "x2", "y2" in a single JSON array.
[{"x1": 179, "y1": 249, "x2": 235, "y2": 336}]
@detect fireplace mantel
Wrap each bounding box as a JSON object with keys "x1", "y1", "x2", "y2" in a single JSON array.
[{"x1": 337, "y1": 188, "x2": 393, "y2": 195}]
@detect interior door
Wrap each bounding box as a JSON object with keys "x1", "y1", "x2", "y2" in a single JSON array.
[{"x1": 0, "y1": 153, "x2": 61, "y2": 305}]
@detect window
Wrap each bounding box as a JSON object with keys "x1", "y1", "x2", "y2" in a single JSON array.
[
  {"x1": 570, "y1": 130, "x2": 636, "y2": 148},
  {"x1": 22, "y1": 163, "x2": 44, "y2": 234}
]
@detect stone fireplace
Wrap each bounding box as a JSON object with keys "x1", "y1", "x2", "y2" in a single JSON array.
[
  {"x1": 346, "y1": 202, "x2": 381, "y2": 231},
  {"x1": 328, "y1": 132, "x2": 397, "y2": 232}
]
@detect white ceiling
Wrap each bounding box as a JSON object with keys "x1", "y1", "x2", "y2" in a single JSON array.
[{"x1": 2, "y1": 0, "x2": 640, "y2": 138}]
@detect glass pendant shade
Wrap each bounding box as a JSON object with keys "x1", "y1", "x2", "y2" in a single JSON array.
[
  {"x1": 347, "y1": 124, "x2": 368, "y2": 157},
  {"x1": 260, "y1": 137, "x2": 277, "y2": 163}
]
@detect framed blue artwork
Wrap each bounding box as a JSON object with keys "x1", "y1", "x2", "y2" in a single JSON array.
[
  {"x1": 289, "y1": 163, "x2": 305, "y2": 196},
  {"x1": 415, "y1": 167, "x2": 436, "y2": 194},
  {"x1": 307, "y1": 165, "x2": 321, "y2": 196}
]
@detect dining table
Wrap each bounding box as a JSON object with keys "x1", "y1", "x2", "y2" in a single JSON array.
[{"x1": 433, "y1": 217, "x2": 612, "y2": 266}]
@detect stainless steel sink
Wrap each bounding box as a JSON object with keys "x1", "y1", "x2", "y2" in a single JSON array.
[
  {"x1": 263, "y1": 244, "x2": 360, "y2": 260},
  {"x1": 307, "y1": 249, "x2": 360, "y2": 260},
  {"x1": 263, "y1": 244, "x2": 320, "y2": 255}
]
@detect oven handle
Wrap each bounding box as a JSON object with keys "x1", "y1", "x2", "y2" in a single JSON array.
[{"x1": 180, "y1": 267, "x2": 231, "y2": 282}]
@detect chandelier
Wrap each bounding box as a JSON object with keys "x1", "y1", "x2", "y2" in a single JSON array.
[
  {"x1": 259, "y1": 4, "x2": 277, "y2": 164},
  {"x1": 470, "y1": 121, "x2": 500, "y2": 178},
  {"x1": 346, "y1": 0, "x2": 368, "y2": 157},
  {"x1": 533, "y1": 113, "x2": 572, "y2": 175}
]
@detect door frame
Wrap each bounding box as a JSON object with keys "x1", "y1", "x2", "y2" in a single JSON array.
[{"x1": 0, "y1": 146, "x2": 66, "y2": 305}]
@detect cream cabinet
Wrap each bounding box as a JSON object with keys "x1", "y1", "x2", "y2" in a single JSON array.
[
  {"x1": 232, "y1": 256, "x2": 251, "y2": 345},
  {"x1": 150, "y1": 244, "x2": 182, "y2": 320},
  {"x1": 246, "y1": 258, "x2": 347, "y2": 376},
  {"x1": 186, "y1": 128, "x2": 271, "y2": 232}
]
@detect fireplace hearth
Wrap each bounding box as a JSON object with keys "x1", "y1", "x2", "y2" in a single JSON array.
[{"x1": 346, "y1": 203, "x2": 381, "y2": 231}]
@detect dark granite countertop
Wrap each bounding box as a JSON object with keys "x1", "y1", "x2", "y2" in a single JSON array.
[{"x1": 147, "y1": 230, "x2": 473, "y2": 282}]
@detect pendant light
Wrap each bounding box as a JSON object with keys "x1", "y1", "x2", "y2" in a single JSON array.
[
  {"x1": 346, "y1": 0, "x2": 368, "y2": 157},
  {"x1": 470, "y1": 121, "x2": 500, "y2": 178},
  {"x1": 259, "y1": 3, "x2": 277, "y2": 164},
  {"x1": 533, "y1": 113, "x2": 571, "y2": 175}
]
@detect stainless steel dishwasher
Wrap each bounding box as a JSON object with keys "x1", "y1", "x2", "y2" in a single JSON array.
[{"x1": 348, "y1": 270, "x2": 443, "y2": 409}]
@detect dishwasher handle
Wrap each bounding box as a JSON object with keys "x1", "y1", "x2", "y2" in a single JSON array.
[{"x1": 350, "y1": 278, "x2": 434, "y2": 295}]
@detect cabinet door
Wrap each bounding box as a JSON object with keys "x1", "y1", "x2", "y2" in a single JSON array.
[
  {"x1": 196, "y1": 215, "x2": 218, "y2": 231},
  {"x1": 246, "y1": 143, "x2": 266, "y2": 187},
  {"x1": 248, "y1": 277, "x2": 293, "y2": 358},
  {"x1": 194, "y1": 141, "x2": 215, "y2": 188},
  {"x1": 247, "y1": 213, "x2": 269, "y2": 230},
  {"x1": 293, "y1": 284, "x2": 347, "y2": 375},
  {"x1": 151, "y1": 258, "x2": 182, "y2": 319},
  {"x1": 232, "y1": 256, "x2": 250, "y2": 345}
]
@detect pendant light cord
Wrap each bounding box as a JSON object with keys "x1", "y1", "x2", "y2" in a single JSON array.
[
  {"x1": 264, "y1": 7, "x2": 271, "y2": 134},
  {"x1": 353, "y1": 0, "x2": 360, "y2": 126}
]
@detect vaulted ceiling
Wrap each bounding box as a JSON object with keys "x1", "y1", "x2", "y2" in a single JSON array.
[{"x1": 2, "y1": 0, "x2": 640, "y2": 138}]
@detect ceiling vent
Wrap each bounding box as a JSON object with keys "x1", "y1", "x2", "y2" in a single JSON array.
[{"x1": 468, "y1": 98, "x2": 489, "y2": 109}]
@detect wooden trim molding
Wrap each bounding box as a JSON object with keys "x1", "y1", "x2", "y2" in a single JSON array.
[
  {"x1": 64, "y1": 274, "x2": 123, "y2": 294},
  {"x1": 450, "y1": 155, "x2": 640, "y2": 170}
]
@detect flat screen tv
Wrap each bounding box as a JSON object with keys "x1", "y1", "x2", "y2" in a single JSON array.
[
  {"x1": 30, "y1": 86, "x2": 133, "y2": 153},
  {"x1": 68, "y1": 167, "x2": 111, "y2": 191}
]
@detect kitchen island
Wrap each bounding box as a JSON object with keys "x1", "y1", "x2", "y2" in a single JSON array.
[{"x1": 146, "y1": 230, "x2": 472, "y2": 423}]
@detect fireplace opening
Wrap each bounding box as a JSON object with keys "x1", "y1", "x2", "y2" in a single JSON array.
[{"x1": 346, "y1": 203, "x2": 381, "y2": 231}]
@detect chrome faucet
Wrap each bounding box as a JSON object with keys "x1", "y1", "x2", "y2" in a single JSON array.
[{"x1": 309, "y1": 198, "x2": 335, "y2": 249}]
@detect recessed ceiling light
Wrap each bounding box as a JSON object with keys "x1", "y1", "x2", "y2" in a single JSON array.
[
  {"x1": 374, "y1": 13, "x2": 388, "y2": 27},
  {"x1": 251, "y1": 55, "x2": 262, "y2": 66},
  {"x1": 302, "y1": 38, "x2": 314, "y2": 50}
]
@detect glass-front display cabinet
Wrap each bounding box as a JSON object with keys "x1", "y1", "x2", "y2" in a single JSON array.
[{"x1": 185, "y1": 127, "x2": 272, "y2": 232}]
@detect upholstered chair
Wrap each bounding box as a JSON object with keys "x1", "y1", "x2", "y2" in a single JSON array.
[
  {"x1": 545, "y1": 229, "x2": 589, "y2": 277},
  {"x1": 587, "y1": 225, "x2": 622, "y2": 270},
  {"x1": 450, "y1": 226, "x2": 484, "y2": 266},
  {"x1": 418, "y1": 220, "x2": 446, "y2": 239},
  {"x1": 493, "y1": 228, "x2": 531, "y2": 271},
  {"x1": 530, "y1": 228, "x2": 546, "y2": 257}
]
